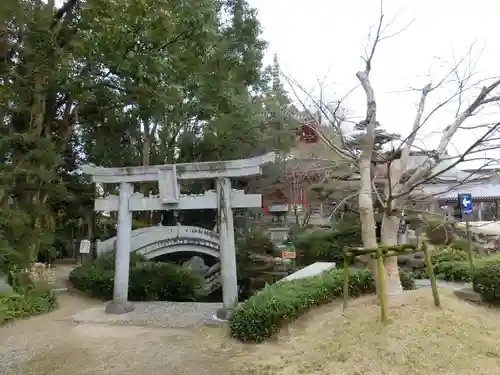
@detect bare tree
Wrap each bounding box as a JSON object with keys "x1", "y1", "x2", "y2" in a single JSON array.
[{"x1": 287, "y1": 3, "x2": 500, "y2": 305}]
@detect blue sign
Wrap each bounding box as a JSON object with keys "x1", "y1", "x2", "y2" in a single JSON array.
[{"x1": 459, "y1": 193, "x2": 473, "y2": 215}]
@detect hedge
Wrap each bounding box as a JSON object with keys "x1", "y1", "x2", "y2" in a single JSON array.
[
  {"x1": 69, "y1": 259, "x2": 204, "y2": 302},
  {"x1": 411, "y1": 247, "x2": 473, "y2": 282},
  {"x1": 472, "y1": 259, "x2": 500, "y2": 303},
  {"x1": 229, "y1": 268, "x2": 415, "y2": 342},
  {"x1": 0, "y1": 288, "x2": 57, "y2": 325}
]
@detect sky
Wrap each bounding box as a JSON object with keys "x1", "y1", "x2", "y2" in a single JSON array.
[{"x1": 247, "y1": 0, "x2": 500, "y2": 168}]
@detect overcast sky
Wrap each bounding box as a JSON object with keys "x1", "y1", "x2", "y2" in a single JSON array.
[{"x1": 247, "y1": 0, "x2": 500, "y2": 168}]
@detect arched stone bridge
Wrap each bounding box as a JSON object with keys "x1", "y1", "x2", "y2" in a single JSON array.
[
  {"x1": 97, "y1": 225, "x2": 220, "y2": 260},
  {"x1": 96, "y1": 225, "x2": 221, "y2": 294}
]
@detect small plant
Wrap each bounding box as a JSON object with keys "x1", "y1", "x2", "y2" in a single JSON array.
[{"x1": 0, "y1": 287, "x2": 58, "y2": 325}]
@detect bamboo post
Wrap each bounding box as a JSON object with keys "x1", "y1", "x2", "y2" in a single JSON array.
[
  {"x1": 466, "y1": 220, "x2": 475, "y2": 271},
  {"x1": 343, "y1": 252, "x2": 349, "y2": 311},
  {"x1": 422, "y1": 242, "x2": 441, "y2": 308},
  {"x1": 376, "y1": 248, "x2": 388, "y2": 324}
]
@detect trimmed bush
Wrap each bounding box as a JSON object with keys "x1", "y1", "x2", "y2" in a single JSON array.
[
  {"x1": 69, "y1": 261, "x2": 203, "y2": 301},
  {"x1": 0, "y1": 288, "x2": 58, "y2": 325},
  {"x1": 431, "y1": 247, "x2": 468, "y2": 264},
  {"x1": 412, "y1": 260, "x2": 472, "y2": 282},
  {"x1": 472, "y1": 259, "x2": 500, "y2": 303},
  {"x1": 434, "y1": 261, "x2": 471, "y2": 282},
  {"x1": 92, "y1": 251, "x2": 147, "y2": 270},
  {"x1": 229, "y1": 268, "x2": 415, "y2": 342}
]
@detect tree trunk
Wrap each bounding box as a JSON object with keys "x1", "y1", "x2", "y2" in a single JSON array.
[
  {"x1": 380, "y1": 213, "x2": 403, "y2": 304},
  {"x1": 358, "y1": 159, "x2": 378, "y2": 248},
  {"x1": 358, "y1": 158, "x2": 379, "y2": 294}
]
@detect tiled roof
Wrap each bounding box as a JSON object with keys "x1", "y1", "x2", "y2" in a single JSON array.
[{"x1": 419, "y1": 182, "x2": 500, "y2": 200}]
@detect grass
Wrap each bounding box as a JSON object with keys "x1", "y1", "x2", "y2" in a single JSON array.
[{"x1": 219, "y1": 289, "x2": 500, "y2": 375}]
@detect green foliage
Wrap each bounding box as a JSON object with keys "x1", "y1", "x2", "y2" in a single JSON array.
[
  {"x1": 293, "y1": 214, "x2": 361, "y2": 265},
  {"x1": 412, "y1": 247, "x2": 472, "y2": 282},
  {"x1": 0, "y1": 288, "x2": 58, "y2": 325},
  {"x1": 472, "y1": 260, "x2": 500, "y2": 303},
  {"x1": 399, "y1": 268, "x2": 416, "y2": 290},
  {"x1": 92, "y1": 251, "x2": 147, "y2": 270},
  {"x1": 433, "y1": 261, "x2": 472, "y2": 282},
  {"x1": 449, "y1": 237, "x2": 476, "y2": 252},
  {"x1": 69, "y1": 259, "x2": 203, "y2": 302},
  {"x1": 229, "y1": 268, "x2": 415, "y2": 342},
  {"x1": 235, "y1": 228, "x2": 275, "y2": 255},
  {"x1": 425, "y1": 219, "x2": 454, "y2": 246},
  {"x1": 431, "y1": 247, "x2": 468, "y2": 264}
]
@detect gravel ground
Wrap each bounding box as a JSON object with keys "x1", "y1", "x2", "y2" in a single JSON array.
[
  {"x1": 0, "y1": 293, "x2": 237, "y2": 375},
  {"x1": 70, "y1": 301, "x2": 223, "y2": 328}
]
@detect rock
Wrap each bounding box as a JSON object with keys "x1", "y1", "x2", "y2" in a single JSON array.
[
  {"x1": 412, "y1": 252, "x2": 424, "y2": 259},
  {"x1": 408, "y1": 257, "x2": 425, "y2": 269},
  {"x1": 0, "y1": 273, "x2": 13, "y2": 293},
  {"x1": 183, "y1": 256, "x2": 209, "y2": 273},
  {"x1": 453, "y1": 287, "x2": 482, "y2": 303},
  {"x1": 397, "y1": 255, "x2": 411, "y2": 265}
]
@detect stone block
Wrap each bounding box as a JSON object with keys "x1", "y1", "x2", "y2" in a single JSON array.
[
  {"x1": 397, "y1": 255, "x2": 411, "y2": 265},
  {"x1": 280, "y1": 262, "x2": 335, "y2": 282},
  {"x1": 453, "y1": 287, "x2": 482, "y2": 303},
  {"x1": 0, "y1": 273, "x2": 13, "y2": 293}
]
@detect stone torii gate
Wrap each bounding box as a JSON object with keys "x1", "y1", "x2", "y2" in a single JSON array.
[{"x1": 81, "y1": 152, "x2": 275, "y2": 316}]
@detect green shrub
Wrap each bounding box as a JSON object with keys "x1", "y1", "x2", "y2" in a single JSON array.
[
  {"x1": 399, "y1": 268, "x2": 416, "y2": 290},
  {"x1": 69, "y1": 261, "x2": 203, "y2": 301},
  {"x1": 235, "y1": 227, "x2": 275, "y2": 255},
  {"x1": 431, "y1": 247, "x2": 468, "y2": 264},
  {"x1": 472, "y1": 259, "x2": 500, "y2": 303},
  {"x1": 0, "y1": 288, "x2": 57, "y2": 325},
  {"x1": 293, "y1": 214, "x2": 361, "y2": 265},
  {"x1": 433, "y1": 261, "x2": 471, "y2": 282},
  {"x1": 93, "y1": 251, "x2": 147, "y2": 270},
  {"x1": 450, "y1": 238, "x2": 476, "y2": 252},
  {"x1": 229, "y1": 268, "x2": 414, "y2": 342},
  {"x1": 412, "y1": 260, "x2": 472, "y2": 282}
]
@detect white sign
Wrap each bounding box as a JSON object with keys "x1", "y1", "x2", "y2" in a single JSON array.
[{"x1": 79, "y1": 239, "x2": 91, "y2": 254}]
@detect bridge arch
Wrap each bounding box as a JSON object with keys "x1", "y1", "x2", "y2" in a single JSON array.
[{"x1": 96, "y1": 225, "x2": 220, "y2": 260}]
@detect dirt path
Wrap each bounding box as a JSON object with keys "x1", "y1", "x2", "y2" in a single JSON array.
[{"x1": 0, "y1": 293, "x2": 238, "y2": 375}]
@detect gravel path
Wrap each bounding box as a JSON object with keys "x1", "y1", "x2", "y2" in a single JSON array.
[
  {"x1": 70, "y1": 301, "x2": 222, "y2": 328},
  {"x1": 0, "y1": 293, "x2": 236, "y2": 375}
]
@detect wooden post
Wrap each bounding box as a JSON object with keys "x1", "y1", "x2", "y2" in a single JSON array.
[
  {"x1": 466, "y1": 220, "x2": 475, "y2": 271},
  {"x1": 376, "y1": 248, "x2": 388, "y2": 324},
  {"x1": 343, "y1": 252, "x2": 349, "y2": 311},
  {"x1": 423, "y1": 242, "x2": 441, "y2": 308}
]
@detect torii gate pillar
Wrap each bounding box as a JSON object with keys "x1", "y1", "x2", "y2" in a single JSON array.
[
  {"x1": 107, "y1": 182, "x2": 134, "y2": 314},
  {"x1": 216, "y1": 178, "x2": 238, "y2": 317}
]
